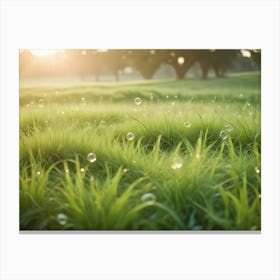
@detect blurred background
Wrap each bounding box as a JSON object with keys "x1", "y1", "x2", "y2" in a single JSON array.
[{"x1": 19, "y1": 49, "x2": 261, "y2": 83}]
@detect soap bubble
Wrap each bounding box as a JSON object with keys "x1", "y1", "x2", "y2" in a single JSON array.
[
  {"x1": 141, "y1": 193, "x2": 156, "y2": 202},
  {"x1": 57, "y1": 213, "x2": 68, "y2": 225},
  {"x1": 255, "y1": 167, "x2": 260, "y2": 174},
  {"x1": 134, "y1": 97, "x2": 142, "y2": 106},
  {"x1": 184, "y1": 121, "x2": 191, "y2": 128},
  {"x1": 225, "y1": 124, "x2": 233, "y2": 132},
  {"x1": 126, "y1": 132, "x2": 134, "y2": 141},
  {"x1": 171, "y1": 156, "x2": 183, "y2": 169},
  {"x1": 87, "y1": 153, "x2": 97, "y2": 163},
  {"x1": 219, "y1": 130, "x2": 228, "y2": 140}
]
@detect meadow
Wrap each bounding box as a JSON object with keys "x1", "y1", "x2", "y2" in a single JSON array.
[{"x1": 19, "y1": 72, "x2": 261, "y2": 230}]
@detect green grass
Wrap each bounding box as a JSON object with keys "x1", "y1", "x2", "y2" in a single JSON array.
[{"x1": 20, "y1": 72, "x2": 261, "y2": 230}]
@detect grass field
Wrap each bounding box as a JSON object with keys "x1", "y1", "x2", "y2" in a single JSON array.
[{"x1": 19, "y1": 72, "x2": 261, "y2": 230}]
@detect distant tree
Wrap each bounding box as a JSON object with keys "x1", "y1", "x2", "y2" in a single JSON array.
[
  {"x1": 127, "y1": 50, "x2": 163, "y2": 79},
  {"x1": 196, "y1": 50, "x2": 237, "y2": 79},
  {"x1": 163, "y1": 50, "x2": 197, "y2": 80},
  {"x1": 250, "y1": 49, "x2": 261, "y2": 70},
  {"x1": 102, "y1": 50, "x2": 127, "y2": 81}
]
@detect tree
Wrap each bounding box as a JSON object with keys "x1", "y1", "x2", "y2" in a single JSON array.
[
  {"x1": 102, "y1": 50, "x2": 127, "y2": 81},
  {"x1": 196, "y1": 50, "x2": 237, "y2": 79},
  {"x1": 163, "y1": 50, "x2": 197, "y2": 80},
  {"x1": 127, "y1": 50, "x2": 163, "y2": 79}
]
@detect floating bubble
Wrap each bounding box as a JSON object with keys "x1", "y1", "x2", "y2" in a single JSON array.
[
  {"x1": 99, "y1": 120, "x2": 106, "y2": 126},
  {"x1": 255, "y1": 167, "x2": 260, "y2": 174},
  {"x1": 36, "y1": 171, "x2": 40, "y2": 175},
  {"x1": 225, "y1": 124, "x2": 233, "y2": 132},
  {"x1": 57, "y1": 213, "x2": 68, "y2": 225},
  {"x1": 184, "y1": 121, "x2": 191, "y2": 128},
  {"x1": 134, "y1": 97, "x2": 142, "y2": 106},
  {"x1": 219, "y1": 130, "x2": 228, "y2": 140},
  {"x1": 123, "y1": 168, "x2": 128, "y2": 173},
  {"x1": 80, "y1": 168, "x2": 85, "y2": 173},
  {"x1": 126, "y1": 132, "x2": 134, "y2": 141},
  {"x1": 141, "y1": 193, "x2": 157, "y2": 202},
  {"x1": 87, "y1": 153, "x2": 97, "y2": 163},
  {"x1": 171, "y1": 156, "x2": 183, "y2": 169}
]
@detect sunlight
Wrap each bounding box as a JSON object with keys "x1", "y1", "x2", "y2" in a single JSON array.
[{"x1": 30, "y1": 49, "x2": 63, "y2": 56}]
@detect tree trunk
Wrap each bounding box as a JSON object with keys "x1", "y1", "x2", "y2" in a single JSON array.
[{"x1": 200, "y1": 65, "x2": 209, "y2": 79}]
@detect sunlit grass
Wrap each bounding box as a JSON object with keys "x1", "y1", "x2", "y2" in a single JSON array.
[{"x1": 19, "y1": 72, "x2": 261, "y2": 230}]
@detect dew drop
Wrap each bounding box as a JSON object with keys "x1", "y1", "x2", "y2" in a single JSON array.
[
  {"x1": 224, "y1": 124, "x2": 233, "y2": 132},
  {"x1": 171, "y1": 156, "x2": 183, "y2": 169},
  {"x1": 134, "y1": 97, "x2": 142, "y2": 106},
  {"x1": 57, "y1": 213, "x2": 68, "y2": 225},
  {"x1": 219, "y1": 130, "x2": 228, "y2": 140},
  {"x1": 184, "y1": 121, "x2": 191, "y2": 128},
  {"x1": 126, "y1": 132, "x2": 134, "y2": 141},
  {"x1": 87, "y1": 153, "x2": 97, "y2": 163},
  {"x1": 141, "y1": 193, "x2": 157, "y2": 202}
]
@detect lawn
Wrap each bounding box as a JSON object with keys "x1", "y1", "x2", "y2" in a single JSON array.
[{"x1": 19, "y1": 71, "x2": 261, "y2": 230}]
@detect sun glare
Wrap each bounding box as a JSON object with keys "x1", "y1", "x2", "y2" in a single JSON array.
[{"x1": 30, "y1": 50, "x2": 62, "y2": 56}]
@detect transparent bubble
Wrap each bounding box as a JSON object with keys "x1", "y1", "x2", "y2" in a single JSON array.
[
  {"x1": 57, "y1": 213, "x2": 68, "y2": 225},
  {"x1": 141, "y1": 193, "x2": 157, "y2": 202},
  {"x1": 134, "y1": 97, "x2": 142, "y2": 106},
  {"x1": 225, "y1": 124, "x2": 233, "y2": 132},
  {"x1": 184, "y1": 121, "x2": 191, "y2": 128},
  {"x1": 87, "y1": 153, "x2": 97, "y2": 163},
  {"x1": 255, "y1": 167, "x2": 260, "y2": 174},
  {"x1": 171, "y1": 156, "x2": 183, "y2": 169},
  {"x1": 219, "y1": 130, "x2": 228, "y2": 140},
  {"x1": 99, "y1": 120, "x2": 106, "y2": 126},
  {"x1": 126, "y1": 132, "x2": 134, "y2": 141}
]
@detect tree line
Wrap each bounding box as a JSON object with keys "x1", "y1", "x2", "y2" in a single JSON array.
[{"x1": 20, "y1": 49, "x2": 261, "y2": 81}]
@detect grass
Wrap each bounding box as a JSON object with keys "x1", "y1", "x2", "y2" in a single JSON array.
[{"x1": 19, "y1": 71, "x2": 261, "y2": 230}]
